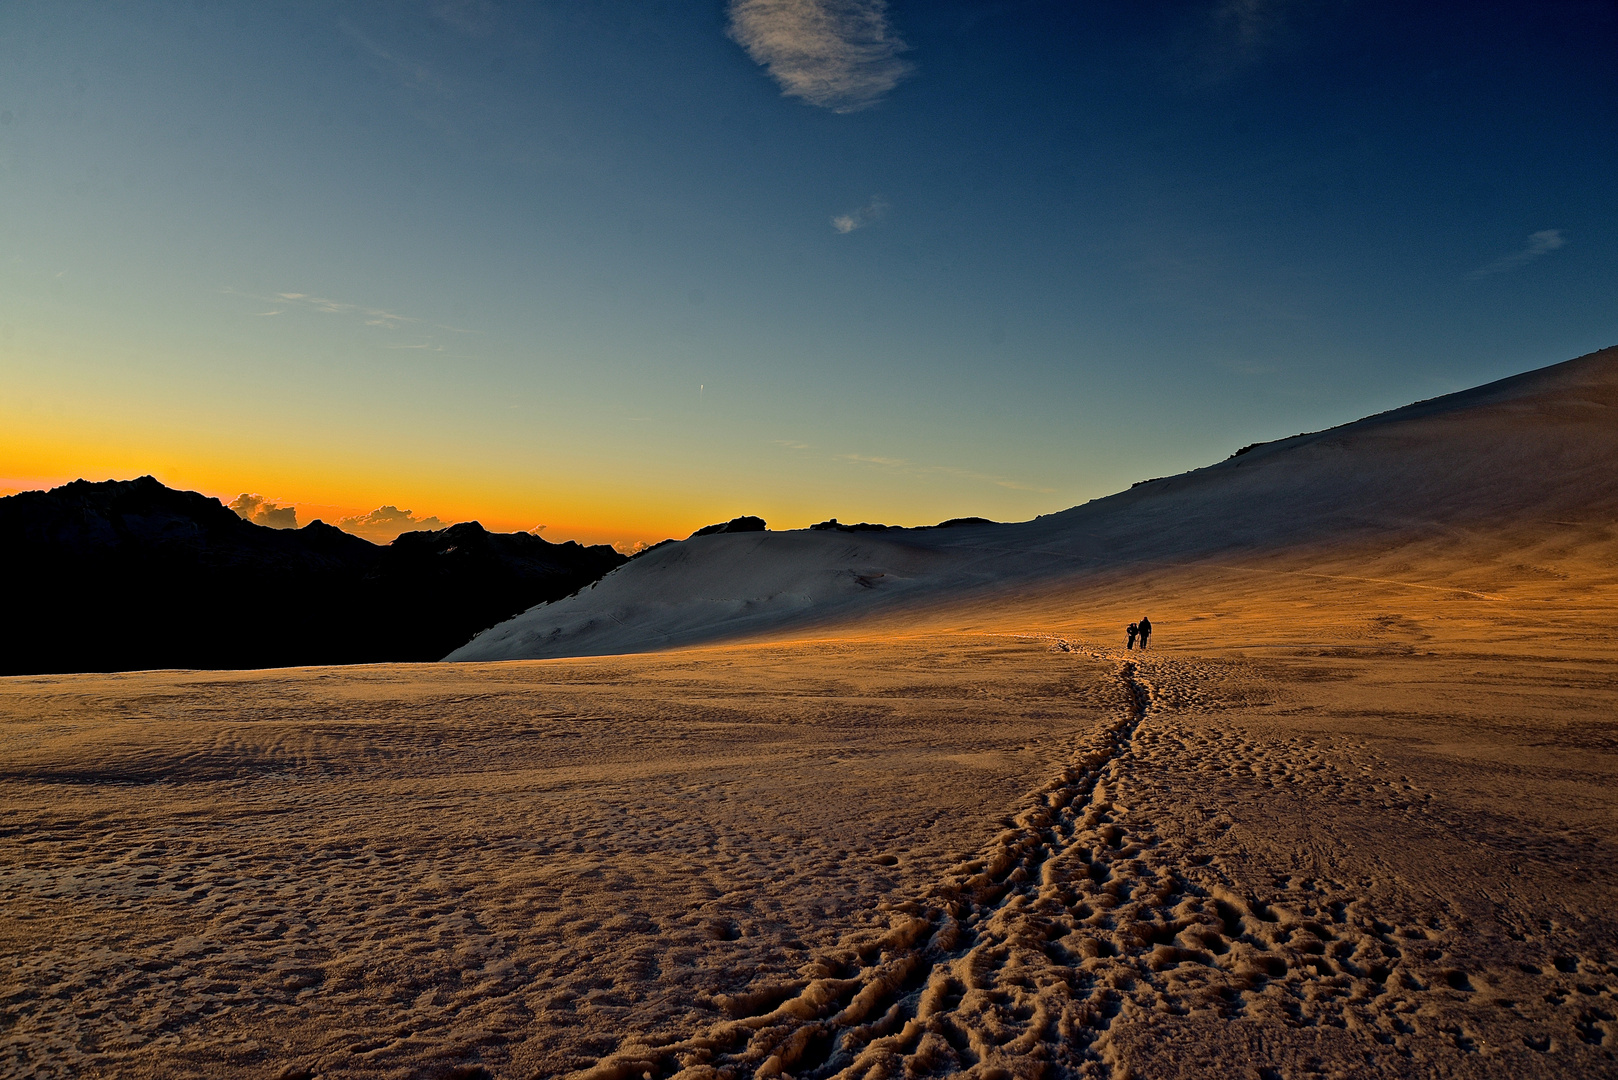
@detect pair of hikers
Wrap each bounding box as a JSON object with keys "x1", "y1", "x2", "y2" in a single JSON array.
[{"x1": 1126, "y1": 616, "x2": 1152, "y2": 651}]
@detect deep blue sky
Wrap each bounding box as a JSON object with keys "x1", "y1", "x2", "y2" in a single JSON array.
[{"x1": 3, "y1": 1, "x2": 1614, "y2": 543}]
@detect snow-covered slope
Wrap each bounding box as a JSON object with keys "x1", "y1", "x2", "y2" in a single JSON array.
[{"x1": 447, "y1": 346, "x2": 1618, "y2": 661}]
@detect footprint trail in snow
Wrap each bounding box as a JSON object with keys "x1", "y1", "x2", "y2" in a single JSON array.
[{"x1": 578, "y1": 643, "x2": 1618, "y2": 1080}]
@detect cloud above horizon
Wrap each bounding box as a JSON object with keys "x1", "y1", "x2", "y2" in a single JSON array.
[
  {"x1": 839, "y1": 453, "x2": 1055, "y2": 493},
  {"x1": 225, "y1": 287, "x2": 483, "y2": 355},
  {"x1": 229, "y1": 493, "x2": 299, "y2": 529},
  {"x1": 727, "y1": 0, "x2": 914, "y2": 113},
  {"x1": 832, "y1": 195, "x2": 888, "y2": 233},
  {"x1": 1469, "y1": 229, "x2": 1566, "y2": 279},
  {"x1": 274, "y1": 291, "x2": 417, "y2": 328},
  {"x1": 337, "y1": 505, "x2": 449, "y2": 543}
]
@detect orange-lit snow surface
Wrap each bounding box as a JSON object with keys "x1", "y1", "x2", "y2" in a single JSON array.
[{"x1": 4, "y1": 348, "x2": 1617, "y2": 1078}]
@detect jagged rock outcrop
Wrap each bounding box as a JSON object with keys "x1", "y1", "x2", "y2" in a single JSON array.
[{"x1": 690, "y1": 515, "x2": 767, "y2": 537}]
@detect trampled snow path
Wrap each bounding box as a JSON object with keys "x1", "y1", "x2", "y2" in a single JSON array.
[
  {"x1": 574, "y1": 644, "x2": 1618, "y2": 1080},
  {"x1": 3, "y1": 641, "x2": 1611, "y2": 1077}
]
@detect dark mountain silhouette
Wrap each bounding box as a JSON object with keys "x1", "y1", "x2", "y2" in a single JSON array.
[{"x1": 0, "y1": 476, "x2": 627, "y2": 675}]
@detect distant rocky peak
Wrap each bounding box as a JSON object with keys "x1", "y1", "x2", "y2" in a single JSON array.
[{"x1": 690, "y1": 515, "x2": 767, "y2": 538}]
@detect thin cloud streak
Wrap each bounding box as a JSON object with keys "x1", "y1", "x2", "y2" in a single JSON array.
[
  {"x1": 727, "y1": 0, "x2": 914, "y2": 113},
  {"x1": 224, "y1": 290, "x2": 480, "y2": 356},
  {"x1": 341, "y1": 23, "x2": 449, "y2": 95},
  {"x1": 838, "y1": 453, "x2": 1055, "y2": 493},
  {"x1": 275, "y1": 292, "x2": 417, "y2": 327},
  {"x1": 1468, "y1": 229, "x2": 1566, "y2": 279}
]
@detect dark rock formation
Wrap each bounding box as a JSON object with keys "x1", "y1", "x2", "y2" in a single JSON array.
[
  {"x1": 690, "y1": 516, "x2": 767, "y2": 537},
  {"x1": 809, "y1": 519, "x2": 897, "y2": 532},
  {"x1": 0, "y1": 476, "x2": 626, "y2": 674},
  {"x1": 809, "y1": 517, "x2": 996, "y2": 532},
  {"x1": 1229, "y1": 433, "x2": 1307, "y2": 459},
  {"x1": 628, "y1": 538, "x2": 678, "y2": 559}
]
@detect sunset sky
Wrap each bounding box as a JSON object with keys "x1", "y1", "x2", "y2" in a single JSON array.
[{"x1": 3, "y1": 1, "x2": 1614, "y2": 547}]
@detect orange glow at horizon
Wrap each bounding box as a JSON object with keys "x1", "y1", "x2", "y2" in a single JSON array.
[
  {"x1": 0, "y1": 429, "x2": 704, "y2": 549},
  {"x1": 0, "y1": 467, "x2": 692, "y2": 549},
  {"x1": 2, "y1": 331, "x2": 1079, "y2": 548}
]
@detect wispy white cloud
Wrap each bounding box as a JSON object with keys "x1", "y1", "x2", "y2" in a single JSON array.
[
  {"x1": 1469, "y1": 229, "x2": 1566, "y2": 279},
  {"x1": 838, "y1": 453, "x2": 1056, "y2": 493},
  {"x1": 773, "y1": 439, "x2": 813, "y2": 450},
  {"x1": 727, "y1": 0, "x2": 914, "y2": 113},
  {"x1": 983, "y1": 476, "x2": 1056, "y2": 494},
  {"x1": 341, "y1": 23, "x2": 448, "y2": 95},
  {"x1": 274, "y1": 292, "x2": 417, "y2": 327},
  {"x1": 226, "y1": 288, "x2": 478, "y2": 349},
  {"x1": 832, "y1": 194, "x2": 889, "y2": 234}
]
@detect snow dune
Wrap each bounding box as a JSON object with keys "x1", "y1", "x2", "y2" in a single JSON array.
[{"x1": 448, "y1": 345, "x2": 1618, "y2": 661}]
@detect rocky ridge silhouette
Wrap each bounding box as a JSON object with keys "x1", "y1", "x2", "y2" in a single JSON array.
[{"x1": 0, "y1": 476, "x2": 626, "y2": 674}]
